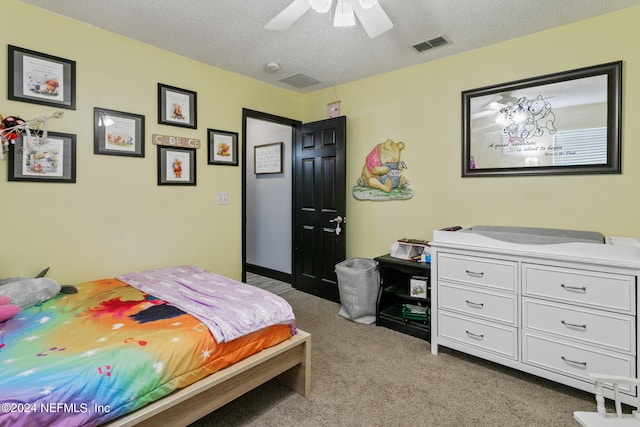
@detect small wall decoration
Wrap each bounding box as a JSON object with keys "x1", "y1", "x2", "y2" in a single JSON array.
[
  {"x1": 8, "y1": 45, "x2": 76, "y2": 110},
  {"x1": 8, "y1": 131, "x2": 76, "y2": 183},
  {"x1": 327, "y1": 100, "x2": 341, "y2": 118},
  {"x1": 352, "y1": 139, "x2": 413, "y2": 201},
  {"x1": 157, "y1": 146, "x2": 196, "y2": 186},
  {"x1": 94, "y1": 107, "x2": 145, "y2": 157},
  {"x1": 0, "y1": 111, "x2": 63, "y2": 159},
  {"x1": 208, "y1": 129, "x2": 238, "y2": 166},
  {"x1": 152, "y1": 133, "x2": 200, "y2": 149},
  {"x1": 254, "y1": 142, "x2": 283, "y2": 174},
  {"x1": 157, "y1": 83, "x2": 197, "y2": 129}
]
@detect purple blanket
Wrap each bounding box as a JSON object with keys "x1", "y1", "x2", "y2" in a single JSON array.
[{"x1": 118, "y1": 265, "x2": 296, "y2": 343}]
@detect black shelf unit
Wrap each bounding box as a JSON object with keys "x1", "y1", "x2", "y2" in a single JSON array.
[{"x1": 375, "y1": 254, "x2": 431, "y2": 341}]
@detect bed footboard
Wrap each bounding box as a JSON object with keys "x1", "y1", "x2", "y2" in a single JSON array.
[{"x1": 106, "y1": 329, "x2": 311, "y2": 427}]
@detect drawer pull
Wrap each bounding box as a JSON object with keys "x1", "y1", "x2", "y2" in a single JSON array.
[
  {"x1": 561, "y1": 355, "x2": 587, "y2": 367},
  {"x1": 561, "y1": 320, "x2": 587, "y2": 330},
  {"x1": 465, "y1": 330, "x2": 484, "y2": 340},
  {"x1": 560, "y1": 283, "x2": 587, "y2": 292},
  {"x1": 465, "y1": 300, "x2": 484, "y2": 308},
  {"x1": 465, "y1": 270, "x2": 484, "y2": 278}
]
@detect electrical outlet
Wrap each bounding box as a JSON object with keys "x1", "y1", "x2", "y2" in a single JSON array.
[{"x1": 216, "y1": 192, "x2": 229, "y2": 205}]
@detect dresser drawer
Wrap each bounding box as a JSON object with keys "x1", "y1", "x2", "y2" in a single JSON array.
[
  {"x1": 523, "y1": 298, "x2": 635, "y2": 353},
  {"x1": 523, "y1": 333, "x2": 636, "y2": 393},
  {"x1": 438, "y1": 253, "x2": 516, "y2": 291},
  {"x1": 439, "y1": 283, "x2": 516, "y2": 325},
  {"x1": 438, "y1": 311, "x2": 517, "y2": 359},
  {"x1": 523, "y1": 264, "x2": 635, "y2": 313}
]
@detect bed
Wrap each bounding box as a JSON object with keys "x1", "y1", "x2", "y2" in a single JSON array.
[{"x1": 0, "y1": 266, "x2": 311, "y2": 427}]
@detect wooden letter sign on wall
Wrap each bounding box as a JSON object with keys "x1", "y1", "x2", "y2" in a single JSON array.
[{"x1": 152, "y1": 133, "x2": 201, "y2": 149}]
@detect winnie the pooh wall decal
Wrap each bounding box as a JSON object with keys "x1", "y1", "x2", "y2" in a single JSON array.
[{"x1": 352, "y1": 139, "x2": 413, "y2": 201}]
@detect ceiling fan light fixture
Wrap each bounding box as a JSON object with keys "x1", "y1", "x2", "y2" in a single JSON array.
[
  {"x1": 334, "y1": 0, "x2": 355, "y2": 27},
  {"x1": 310, "y1": 0, "x2": 333, "y2": 13}
]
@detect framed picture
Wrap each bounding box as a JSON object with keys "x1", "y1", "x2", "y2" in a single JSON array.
[
  {"x1": 207, "y1": 129, "x2": 238, "y2": 166},
  {"x1": 254, "y1": 142, "x2": 283, "y2": 174},
  {"x1": 157, "y1": 83, "x2": 197, "y2": 129},
  {"x1": 409, "y1": 276, "x2": 428, "y2": 299},
  {"x1": 462, "y1": 61, "x2": 622, "y2": 177},
  {"x1": 8, "y1": 131, "x2": 76, "y2": 183},
  {"x1": 94, "y1": 107, "x2": 145, "y2": 157},
  {"x1": 8, "y1": 45, "x2": 76, "y2": 110},
  {"x1": 157, "y1": 146, "x2": 196, "y2": 185}
]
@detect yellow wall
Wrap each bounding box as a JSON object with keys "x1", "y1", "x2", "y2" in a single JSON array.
[
  {"x1": 303, "y1": 7, "x2": 640, "y2": 259},
  {"x1": 0, "y1": 0, "x2": 303, "y2": 282},
  {"x1": 2, "y1": 1, "x2": 640, "y2": 282}
]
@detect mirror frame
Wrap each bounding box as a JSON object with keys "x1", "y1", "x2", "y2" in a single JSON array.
[{"x1": 462, "y1": 61, "x2": 622, "y2": 177}]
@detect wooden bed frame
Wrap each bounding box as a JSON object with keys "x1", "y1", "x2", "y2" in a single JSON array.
[{"x1": 106, "y1": 329, "x2": 311, "y2": 427}]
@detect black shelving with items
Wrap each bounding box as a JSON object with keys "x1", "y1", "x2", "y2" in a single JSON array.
[{"x1": 375, "y1": 254, "x2": 431, "y2": 341}]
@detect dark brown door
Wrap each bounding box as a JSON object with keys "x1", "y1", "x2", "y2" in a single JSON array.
[{"x1": 293, "y1": 116, "x2": 347, "y2": 302}]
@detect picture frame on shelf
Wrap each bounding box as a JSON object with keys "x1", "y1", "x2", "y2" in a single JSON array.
[
  {"x1": 409, "y1": 276, "x2": 428, "y2": 299},
  {"x1": 8, "y1": 131, "x2": 77, "y2": 183},
  {"x1": 94, "y1": 107, "x2": 145, "y2": 157},
  {"x1": 8, "y1": 45, "x2": 76, "y2": 110},
  {"x1": 207, "y1": 129, "x2": 238, "y2": 166},
  {"x1": 157, "y1": 83, "x2": 197, "y2": 129},
  {"x1": 157, "y1": 145, "x2": 196, "y2": 186},
  {"x1": 254, "y1": 142, "x2": 283, "y2": 175}
]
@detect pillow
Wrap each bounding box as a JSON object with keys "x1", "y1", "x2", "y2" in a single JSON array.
[{"x1": 0, "y1": 278, "x2": 61, "y2": 309}]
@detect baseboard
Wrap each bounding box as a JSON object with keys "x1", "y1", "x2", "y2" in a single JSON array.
[{"x1": 245, "y1": 264, "x2": 292, "y2": 285}]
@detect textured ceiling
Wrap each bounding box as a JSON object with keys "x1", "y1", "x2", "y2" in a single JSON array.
[{"x1": 20, "y1": 0, "x2": 640, "y2": 92}]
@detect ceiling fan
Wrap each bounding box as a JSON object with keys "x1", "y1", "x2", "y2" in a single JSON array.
[
  {"x1": 265, "y1": 0, "x2": 393, "y2": 39},
  {"x1": 471, "y1": 92, "x2": 519, "y2": 119}
]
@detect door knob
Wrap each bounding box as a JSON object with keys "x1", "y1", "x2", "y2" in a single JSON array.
[
  {"x1": 330, "y1": 216, "x2": 343, "y2": 224},
  {"x1": 330, "y1": 216, "x2": 343, "y2": 236}
]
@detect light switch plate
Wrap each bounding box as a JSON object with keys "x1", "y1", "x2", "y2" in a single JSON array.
[{"x1": 216, "y1": 192, "x2": 228, "y2": 205}]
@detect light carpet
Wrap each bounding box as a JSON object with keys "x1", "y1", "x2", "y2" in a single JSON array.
[{"x1": 188, "y1": 289, "x2": 602, "y2": 426}]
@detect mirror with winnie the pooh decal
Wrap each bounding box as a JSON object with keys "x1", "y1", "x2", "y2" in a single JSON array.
[{"x1": 462, "y1": 61, "x2": 621, "y2": 177}]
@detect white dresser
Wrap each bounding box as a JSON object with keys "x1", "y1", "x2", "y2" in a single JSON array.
[{"x1": 430, "y1": 226, "x2": 640, "y2": 404}]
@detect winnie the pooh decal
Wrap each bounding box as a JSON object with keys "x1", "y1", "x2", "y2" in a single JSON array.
[{"x1": 353, "y1": 139, "x2": 413, "y2": 201}]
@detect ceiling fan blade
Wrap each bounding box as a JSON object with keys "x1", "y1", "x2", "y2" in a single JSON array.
[
  {"x1": 265, "y1": 0, "x2": 312, "y2": 31},
  {"x1": 352, "y1": 1, "x2": 393, "y2": 38}
]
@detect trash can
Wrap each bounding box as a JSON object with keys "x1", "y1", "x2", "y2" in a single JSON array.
[{"x1": 335, "y1": 258, "x2": 380, "y2": 325}]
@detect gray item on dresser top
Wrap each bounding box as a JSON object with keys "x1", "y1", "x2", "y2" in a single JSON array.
[{"x1": 460, "y1": 225, "x2": 605, "y2": 245}]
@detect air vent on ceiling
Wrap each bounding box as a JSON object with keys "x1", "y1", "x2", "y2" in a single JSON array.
[
  {"x1": 412, "y1": 35, "x2": 450, "y2": 53},
  {"x1": 279, "y1": 73, "x2": 322, "y2": 89}
]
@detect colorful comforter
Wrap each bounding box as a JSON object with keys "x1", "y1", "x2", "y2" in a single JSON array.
[
  {"x1": 118, "y1": 265, "x2": 296, "y2": 343},
  {"x1": 0, "y1": 269, "x2": 296, "y2": 427}
]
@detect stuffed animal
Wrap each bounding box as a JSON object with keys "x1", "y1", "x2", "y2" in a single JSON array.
[
  {"x1": 360, "y1": 139, "x2": 406, "y2": 192},
  {"x1": 0, "y1": 278, "x2": 61, "y2": 309},
  {"x1": 0, "y1": 295, "x2": 20, "y2": 322}
]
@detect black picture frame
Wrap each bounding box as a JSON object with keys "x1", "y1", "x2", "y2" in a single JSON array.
[
  {"x1": 254, "y1": 142, "x2": 283, "y2": 174},
  {"x1": 157, "y1": 83, "x2": 197, "y2": 129},
  {"x1": 8, "y1": 131, "x2": 77, "y2": 183},
  {"x1": 157, "y1": 145, "x2": 196, "y2": 186},
  {"x1": 462, "y1": 61, "x2": 622, "y2": 177},
  {"x1": 207, "y1": 129, "x2": 238, "y2": 166},
  {"x1": 94, "y1": 107, "x2": 145, "y2": 157},
  {"x1": 8, "y1": 45, "x2": 76, "y2": 110}
]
